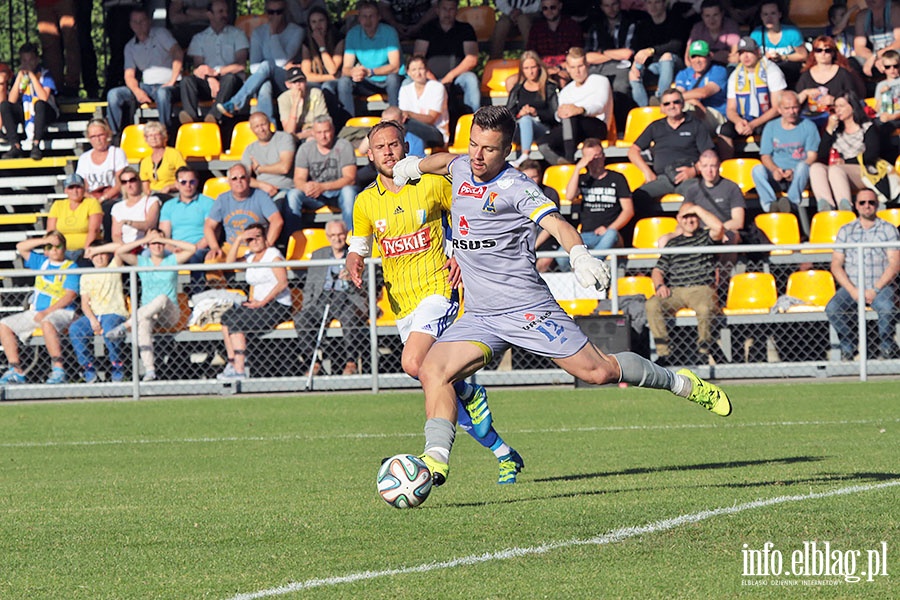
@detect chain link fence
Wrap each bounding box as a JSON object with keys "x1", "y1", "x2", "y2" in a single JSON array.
[{"x1": 2, "y1": 240, "x2": 899, "y2": 401}]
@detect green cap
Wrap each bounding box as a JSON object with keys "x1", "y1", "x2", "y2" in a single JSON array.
[{"x1": 689, "y1": 40, "x2": 710, "y2": 57}]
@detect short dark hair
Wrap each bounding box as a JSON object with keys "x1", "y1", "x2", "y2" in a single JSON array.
[
  {"x1": 367, "y1": 119, "x2": 405, "y2": 143},
  {"x1": 175, "y1": 166, "x2": 196, "y2": 178},
  {"x1": 245, "y1": 223, "x2": 267, "y2": 236},
  {"x1": 699, "y1": 0, "x2": 722, "y2": 11},
  {"x1": 19, "y1": 42, "x2": 39, "y2": 56},
  {"x1": 472, "y1": 106, "x2": 516, "y2": 149},
  {"x1": 518, "y1": 159, "x2": 543, "y2": 175}
]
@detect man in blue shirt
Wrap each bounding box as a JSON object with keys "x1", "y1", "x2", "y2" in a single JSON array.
[
  {"x1": 160, "y1": 167, "x2": 214, "y2": 293},
  {"x1": 751, "y1": 91, "x2": 820, "y2": 231},
  {"x1": 0, "y1": 232, "x2": 79, "y2": 385},
  {"x1": 674, "y1": 40, "x2": 729, "y2": 140},
  {"x1": 336, "y1": 0, "x2": 404, "y2": 117}
]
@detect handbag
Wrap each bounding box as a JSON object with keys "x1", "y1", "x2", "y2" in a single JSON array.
[{"x1": 857, "y1": 155, "x2": 900, "y2": 206}]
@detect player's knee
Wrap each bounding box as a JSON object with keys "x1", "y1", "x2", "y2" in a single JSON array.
[{"x1": 401, "y1": 354, "x2": 422, "y2": 379}]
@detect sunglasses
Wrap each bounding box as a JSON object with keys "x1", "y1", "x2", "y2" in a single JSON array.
[
  {"x1": 857, "y1": 200, "x2": 878, "y2": 206},
  {"x1": 178, "y1": 179, "x2": 199, "y2": 185},
  {"x1": 814, "y1": 47, "x2": 834, "y2": 53},
  {"x1": 662, "y1": 99, "x2": 684, "y2": 106},
  {"x1": 43, "y1": 243, "x2": 64, "y2": 250},
  {"x1": 120, "y1": 177, "x2": 139, "y2": 184},
  {"x1": 230, "y1": 175, "x2": 248, "y2": 181},
  {"x1": 884, "y1": 64, "x2": 900, "y2": 69},
  {"x1": 541, "y1": 5, "x2": 559, "y2": 10},
  {"x1": 266, "y1": 8, "x2": 284, "y2": 15}
]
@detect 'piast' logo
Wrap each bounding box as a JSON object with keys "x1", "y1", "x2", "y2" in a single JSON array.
[
  {"x1": 458, "y1": 181, "x2": 487, "y2": 198},
  {"x1": 458, "y1": 215, "x2": 470, "y2": 236},
  {"x1": 380, "y1": 227, "x2": 432, "y2": 257}
]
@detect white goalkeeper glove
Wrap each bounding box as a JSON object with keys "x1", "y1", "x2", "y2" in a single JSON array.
[
  {"x1": 392, "y1": 156, "x2": 424, "y2": 187},
  {"x1": 569, "y1": 245, "x2": 611, "y2": 292}
]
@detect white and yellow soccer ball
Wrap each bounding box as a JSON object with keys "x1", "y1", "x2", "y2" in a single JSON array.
[{"x1": 376, "y1": 454, "x2": 433, "y2": 508}]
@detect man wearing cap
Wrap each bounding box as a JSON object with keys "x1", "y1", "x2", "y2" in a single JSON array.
[
  {"x1": 276, "y1": 67, "x2": 330, "y2": 142},
  {"x1": 242, "y1": 111, "x2": 296, "y2": 200},
  {"x1": 721, "y1": 35, "x2": 786, "y2": 153},
  {"x1": 106, "y1": 7, "x2": 183, "y2": 138},
  {"x1": 215, "y1": 0, "x2": 303, "y2": 122},
  {"x1": 646, "y1": 202, "x2": 725, "y2": 367},
  {"x1": 674, "y1": 40, "x2": 729, "y2": 138}
]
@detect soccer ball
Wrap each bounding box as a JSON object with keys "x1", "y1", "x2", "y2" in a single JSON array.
[{"x1": 377, "y1": 454, "x2": 433, "y2": 508}]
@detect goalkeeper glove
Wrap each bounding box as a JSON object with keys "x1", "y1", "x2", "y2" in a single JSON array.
[
  {"x1": 569, "y1": 245, "x2": 611, "y2": 292},
  {"x1": 392, "y1": 156, "x2": 424, "y2": 186}
]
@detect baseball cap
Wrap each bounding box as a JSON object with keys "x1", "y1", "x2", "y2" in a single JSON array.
[
  {"x1": 738, "y1": 36, "x2": 759, "y2": 53},
  {"x1": 64, "y1": 173, "x2": 85, "y2": 188},
  {"x1": 286, "y1": 67, "x2": 306, "y2": 83},
  {"x1": 688, "y1": 40, "x2": 709, "y2": 57}
]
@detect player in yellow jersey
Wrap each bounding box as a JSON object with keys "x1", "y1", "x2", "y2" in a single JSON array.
[{"x1": 346, "y1": 120, "x2": 524, "y2": 485}]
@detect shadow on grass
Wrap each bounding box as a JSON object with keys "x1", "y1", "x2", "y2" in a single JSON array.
[
  {"x1": 532, "y1": 456, "x2": 827, "y2": 483},
  {"x1": 442, "y1": 466, "x2": 898, "y2": 509}
]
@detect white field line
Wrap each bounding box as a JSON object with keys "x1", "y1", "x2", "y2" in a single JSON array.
[
  {"x1": 0, "y1": 418, "x2": 897, "y2": 449},
  {"x1": 224, "y1": 480, "x2": 900, "y2": 600}
]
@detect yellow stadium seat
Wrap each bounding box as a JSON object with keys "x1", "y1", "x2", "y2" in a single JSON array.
[
  {"x1": 175, "y1": 122, "x2": 222, "y2": 160},
  {"x1": 449, "y1": 114, "x2": 474, "y2": 154},
  {"x1": 722, "y1": 272, "x2": 777, "y2": 315},
  {"x1": 628, "y1": 216, "x2": 678, "y2": 259},
  {"x1": 202, "y1": 176, "x2": 229, "y2": 199},
  {"x1": 615, "y1": 106, "x2": 662, "y2": 148},
  {"x1": 285, "y1": 230, "x2": 307, "y2": 263},
  {"x1": 877, "y1": 207, "x2": 900, "y2": 227},
  {"x1": 345, "y1": 116, "x2": 381, "y2": 129},
  {"x1": 542, "y1": 164, "x2": 585, "y2": 202},
  {"x1": 120, "y1": 124, "x2": 150, "y2": 163},
  {"x1": 219, "y1": 120, "x2": 263, "y2": 161},
  {"x1": 480, "y1": 58, "x2": 518, "y2": 98},
  {"x1": 754, "y1": 212, "x2": 800, "y2": 255},
  {"x1": 559, "y1": 298, "x2": 599, "y2": 316},
  {"x1": 235, "y1": 14, "x2": 268, "y2": 39},
  {"x1": 605, "y1": 161, "x2": 645, "y2": 191},
  {"x1": 299, "y1": 228, "x2": 330, "y2": 261},
  {"x1": 801, "y1": 210, "x2": 856, "y2": 254},
  {"x1": 719, "y1": 158, "x2": 762, "y2": 195},
  {"x1": 458, "y1": 5, "x2": 496, "y2": 41},
  {"x1": 785, "y1": 270, "x2": 836, "y2": 311},
  {"x1": 616, "y1": 275, "x2": 655, "y2": 299}
]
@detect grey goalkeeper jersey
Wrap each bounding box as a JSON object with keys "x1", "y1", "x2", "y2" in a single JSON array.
[{"x1": 449, "y1": 156, "x2": 559, "y2": 316}]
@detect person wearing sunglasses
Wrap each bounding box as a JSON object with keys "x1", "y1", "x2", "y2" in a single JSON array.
[
  {"x1": 111, "y1": 166, "x2": 161, "y2": 246},
  {"x1": 853, "y1": 0, "x2": 900, "y2": 78},
  {"x1": 203, "y1": 163, "x2": 284, "y2": 264},
  {"x1": 874, "y1": 49, "x2": 900, "y2": 161},
  {"x1": 216, "y1": 223, "x2": 292, "y2": 381},
  {"x1": 159, "y1": 166, "x2": 215, "y2": 294},
  {"x1": 102, "y1": 229, "x2": 198, "y2": 382},
  {"x1": 796, "y1": 36, "x2": 865, "y2": 123},
  {"x1": 215, "y1": 0, "x2": 303, "y2": 122},
  {"x1": 826, "y1": 189, "x2": 900, "y2": 361},
  {"x1": 525, "y1": 0, "x2": 583, "y2": 85},
  {"x1": 0, "y1": 231, "x2": 80, "y2": 385}
]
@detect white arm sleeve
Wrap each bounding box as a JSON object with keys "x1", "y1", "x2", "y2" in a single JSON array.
[{"x1": 348, "y1": 235, "x2": 372, "y2": 258}]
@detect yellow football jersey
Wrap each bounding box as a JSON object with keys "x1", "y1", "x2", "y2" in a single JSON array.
[{"x1": 353, "y1": 173, "x2": 453, "y2": 318}]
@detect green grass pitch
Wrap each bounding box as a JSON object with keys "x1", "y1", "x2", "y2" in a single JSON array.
[{"x1": 0, "y1": 381, "x2": 897, "y2": 599}]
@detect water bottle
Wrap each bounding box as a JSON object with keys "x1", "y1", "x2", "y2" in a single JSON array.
[{"x1": 882, "y1": 89, "x2": 893, "y2": 115}]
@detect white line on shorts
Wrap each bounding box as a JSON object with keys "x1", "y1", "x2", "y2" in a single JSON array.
[
  {"x1": 224, "y1": 480, "x2": 900, "y2": 599},
  {"x1": 0, "y1": 418, "x2": 896, "y2": 449}
]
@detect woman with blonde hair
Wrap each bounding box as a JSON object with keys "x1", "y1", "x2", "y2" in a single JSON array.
[
  {"x1": 138, "y1": 120, "x2": 185, "y2": 198},
  {"x1": 505, "y1": 51, "x2": 558, "y2": 167}
]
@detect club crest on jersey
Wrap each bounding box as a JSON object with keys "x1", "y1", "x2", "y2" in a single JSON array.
[
  {"x1": 458, "y1": 181, "x2": 486, "y2": 198},
  {"x1": 482, "y1": 191, "x2": 498, "y2": 214},
  {"x1": 458, "y1": 215, "x2": 470, "y2": 236},
  {"x1": 375, "y1": 219, "x2": 387, "y2": 233},
  {"x1": 497, "y1": 177, "x2": 514, "y2": 190}
]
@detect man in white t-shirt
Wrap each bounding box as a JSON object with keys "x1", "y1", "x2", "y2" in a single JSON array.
[
  {"x1": 537, "y1": 47, "x2": 613, "y2": 165},
  {"x1": 106, "y1": 7, "x2": 183, "y2": 136}
]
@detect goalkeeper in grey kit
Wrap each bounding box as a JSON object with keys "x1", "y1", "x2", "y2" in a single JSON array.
[{"x1": 391, "y1": 106, "x2": 733, "y2": 487}]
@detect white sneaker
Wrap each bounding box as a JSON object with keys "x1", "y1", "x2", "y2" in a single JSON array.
[
  {"x1": 142, "y1": 370, "x2": 156, "y2": 382},
  {"x1": 510, "y1": 154, "x2": 529, "y2": 168}
]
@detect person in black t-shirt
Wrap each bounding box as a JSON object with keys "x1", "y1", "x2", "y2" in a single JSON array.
[{"x1": 412, "y1": 0, "x2": 480, "y2": 113}]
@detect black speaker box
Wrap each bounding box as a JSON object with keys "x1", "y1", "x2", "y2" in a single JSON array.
[{"x1": 573, "y1": 315, "x2": 631, "y2": 388}]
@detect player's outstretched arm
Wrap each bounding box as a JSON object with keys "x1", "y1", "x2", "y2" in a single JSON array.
[
  {"x1": 392, "y1": 153, "x2": 454, "y2": 186},
  {"x1": 540, "y1": 213, "x2": 611, "y2": 291}
]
